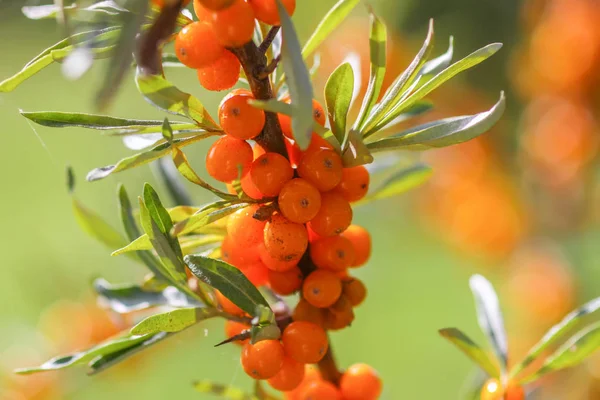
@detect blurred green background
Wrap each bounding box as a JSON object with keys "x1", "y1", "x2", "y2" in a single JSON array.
[{"x1": 2, "y1": 0, "x2": 600, "y2": 399}]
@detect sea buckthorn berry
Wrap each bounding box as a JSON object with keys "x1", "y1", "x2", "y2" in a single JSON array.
[
  {"x1": 219, "y1": 89, "x2": 265, "y2": 140},
  {"x1": 292, "y1": 298, "x2": 326, "y2": 327},
  {"x1": 196, "y1": 0, "x2": 255, "y2": 47},
  {"x1": 505, "y1": 384, "x2": 525, "y2": 400},
  {"x1": 193, "y1": 0, "x2": 233, "y2": 11},
  {"x1": 206, "y1": 136, "x2": 252, "y2": 183},
  {"x1": 307, "y1": 224, "x2": 322, "y2": 242},
  {"x1": 227, "y1": 205, "x2": 266, "y2": 248},
  {"x1": 325, "y1": 294, "x2": 355, "y2": 331},
  {"x1": 310, "y1": 235, "x2": 356, "y2": 271},
  {"x1": 341, "y1": 225, "x2": 371, "y2": 267},
  {"x1": 242, "y1": 261, "x2": 269, "y2": 287},
  {"x1": 303, "y1": 270, "x2": 342, "y2": 308},
  {"x1": 224, "y1": 320, "x2": 250, "y2": 345},
  {"x1": 278, "y1": 179, "x2": 322, "y2": 224},
  {"x1": 284, "y1": 366, "x2": 322, "y2": 400},
  {"x1": 282, "y1": 321, "x2": 329, "y2": 363},
  {"x1": 267, "y1": 356, "x2": 305, "y2": 391},
  {"x1": 241, "y1": 339, "x2": 284, "y2": 380},
  {"x1": 340, "y1": 363, "x2": 382, "y2": 400},
  {"x1": 284, "y1": 138, "x2": 303, "y2": 168},
  {"x1": 251, "y1": 153, "x2": 294, "y2": 197},
  {"x1": 342, "y1": 278, "x2": 367, "y2": 307},
  {"x1": 308, "y1": 192, "x2": 353, "y2": 237},
  {"x1": 249, "y1": 0, "x2": 295, "y2": 25},
  {"x1": 175, "y1": 22, "x2": 224, "y2": 68},
  {"x1": 215, "y1": 290, "x2": 244, "y2": 316},
  {"x1": 264, "y1": 214, "x2": 308, "y2": 262},
  {"x1": 279, "y1": 99, "x2": 327, "y2": 139},
  {"x1": 253, "y1": 143, "x2": 266, "y2": 159},
  {"x1": 197, "y1": 50, "x2": 240, "y2": 91},
  {"x1": 480, "y1": 378, "x2": 503, "y2": 400},
  {"x1": 335, "y1": 165, "x2": 370, "y2": 203},
  {"x1": 222, "y1": 236, "x2": 261, "y2": 266},
  {"x1": 298, "y1": 149, "x2": 343, "y2": 192},
  {"x1": 268, "y1": 266, "x2": 303, "y2": 295},
  {"x1": 241, "y1": 173, "x2": 264, "y2": 200},
  {"x1": 299, "y1": 381, "x2": 342, "y2": 400},
  {"x1": 258, "y1": 243, "x2": 298, "y2": 272}
]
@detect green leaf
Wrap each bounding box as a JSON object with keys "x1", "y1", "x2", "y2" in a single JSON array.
[
  {"x1": 420, "y1": 36, "x2": 454, "y2": 76},
  {"x1": 172, "y1": 147, "x2": 238, "y2": 201},
  {"x1": 469, "y1": 274, "x2": 508, "y2": 372},
  {"x1": 521, "y1": 322, "x2": 600, "y2": 384},
  {"x1": 366, "y1": 92, "x2": 505, "y2": 152},
  {"x1": 154, "y1": 158, "x2": 193, "y2": 206},
  {"x1": 15, "y1": 333, "x2": 153, "y2": 375},
  {"x1": 277, "y1": 0, "x2": 314, "y2": 150},
  {"x1": 341, "y1": 130, "x2": 374, "y2": 167},
  {"x1": 135, "y1": 70, "x2": 220, "y2": 131},
  {"x1": 361, "y1": 20, "x2": 435, "y2": 135},
  {"x1": 112, "y1": 234, "x2": 152, "y2": 256},
  {"x1": 324, "y1": 62, "x2": 354, "y2": 146},
  {"x1": 184, "y1": 255, "x2": 270, "y2": 316},
  {"x1": 86, "y1": 134, "x2": 210, "y2": 181},
  {"x1": 361, "y1": 164, "x2": 432, "y2": 203},
  {"x1": 249, "y1": 98, "x2": 294, "y2": 115},
  {"x1": 372, "y1": 43, "x2": 503, "y2": 132},
  {"x1": 162, "y1": 118, "x2": 174, "y2": 143},
  {"x1": 94, "y1": 278, "x2": 201, "y2": 313},
  {"x1": 73, "y1": 196, "x2": 129, "y2": 252},
  {"x1": 510, "y1": 297, "x2": 600, "y2": 379},
  {"x1": 130, "y1": 307, "x2": 219, "y2": 335},
  {"x1": 172, "y1": 202, "x2": 248, "y2": 237},
  {"x1": 193, "y1": 381, "x2": 259, "y2": 400},
  {"x1": 354, "y1": 10, "x2": 387, "y2": 130},
  {"x1": 439, "y1": 328, "x2": 500, "y2": 378}
]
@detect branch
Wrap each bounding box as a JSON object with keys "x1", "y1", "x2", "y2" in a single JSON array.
[
  {"x1": 318, "y1": 344, "x2": 343, "y2": 385},
  {"x1": 258, "y1": 26, "x2": 280, "y2": 54}
]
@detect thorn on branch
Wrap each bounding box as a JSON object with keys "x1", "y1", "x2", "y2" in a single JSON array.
[
  {"x1": 214, "y1": 330, "x2": 251, "y2": 347},
  {"x1": 258, "y1": 26, "x2": 281, "y2": 54},
  {"x1": 258, "y1": 55, "x2": 281, "y2": 80}
]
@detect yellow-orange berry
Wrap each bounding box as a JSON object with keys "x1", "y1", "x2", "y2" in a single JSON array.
[
  {"x1": 205, "y1": 136, "x2": 252, "y2": 183},
  {"x1": 334, "y1": 165, "x2": 370, "y2": 203},
  {"x1": 196, "y1": 0, "x2": 255, "y2": 47},
  {"x1": 284, "y1": 366, "x2": 323, "y2": 400},
  {"x1": 219, "y1": 89, "x2": 265, "y2": 140},
  {"x1": 227, "y1": 205, "x2": 266, "y2": 248},
  {"x1": 268, "y1": 355, "x2": 305, "y2": 391},
  {"x1": 251, "y1": 153, "x2": 294, "y2": 196},
  {"x1": 282, "y1": 321, "x2": 329, "y2": 363},
  {"x1": 215, "y1": 290, "x2": 244, "y2": 316},
  {"x1": 342, "y1": 278, "x2": 367, "y2": 307},
  {"x1": 175, "y1": 22, "x2": 224, "y2": 68},
  {"x1": 268, "y1": 266, "x2": 303, "y2": 295},
  {"x1": 264, "y1": 214, "x2": 308, "y2": 262},
  {"x1": 278, "y1": 179, "x2": 322, "y2": 224},
  {"x1": 242, "y1": 261, "x2": 269, "y2": 287},
  {"x1": 292, "y1": 298, "x2": 326, "y2": 327},
  {"x1": 310, "y1": 235, "x2": 355, "y2": 271},
  {"x1": 241, "y1": 339, "x2": 284, "y2": 379},
  {"x1": 340, "y1": 363, "x2": 382, "y2": 400},
  {"x1": 240, "y1": 173, "x2": 264, "y2": 200},
  {"x1": 341, "y1": 225, "x2": 371, "y2": 267},
  {"x1": 298, "y1": 148, "x2": 343, "y2": 192},
  {"x1": 303, "y1": 270, "x2": 342, "y2": 308},
  {"x1": 258, "y1": 243, "x2": 298, "y2": 272},
  {"x1": 505, "y1": 383, "x2": 525, "y2": 400},
  {"x1": 279, "y1": 99, "x2": 327, "y2": 139},
  {"x1": 249, "y1": 0, "x2": 295, "y2": 25},
  {"x1": 308, "y1": 192, "x2": 353, "y2": 237},
  {"x1": 325, "y1": 295, "x2": 355, "y2": 331},
  {"x1": 481, "y1": 378, "x2": 503, "y2": 400},
  {"x1": 193, "y1": 0, "x2": 232, "y2": 11},
  {"x1": 221, "y1": 235, "x2": 261, "y2": 266},
  {"x1": 224, "y1": 320, "x2": 250, "y2": 345},
  {"x1": 299, "y1": 381, "x2": 342, "y2": 400},
  {"x1": 197, "y1": 50, "x2": 240, "y2": 91}
]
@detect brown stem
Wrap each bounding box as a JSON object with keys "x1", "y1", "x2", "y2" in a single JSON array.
[
  {"x1": 258, "y1": 26, "x2": 280, "y2": 54},
  {"x1": 318, "y1": 344, "x2": 343, "y2": 385},
  {"x1": 229, "y1": 42, "x2": 287, "y2": 156},
  {"x1": 258, "y1": 55, "x2": 281, "y2": 80}
]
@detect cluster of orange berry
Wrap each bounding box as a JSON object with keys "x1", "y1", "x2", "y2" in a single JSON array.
[{"x1": 170, "y1": 0, "x2": 295, "y2": 91}]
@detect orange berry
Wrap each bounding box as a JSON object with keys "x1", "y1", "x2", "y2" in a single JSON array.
[
  {"x1": 279, "y1": 99, "x2": 327, "y2": 139},
  {"x1": 284, "y1": 138, "x2": 303, "y2": 168},
  {"x1": 197, "y1": 50, "x2": 240, "y2": 91},
  {"x1": 258, "y1": 243, "x2": 298, "y2": 272},
  {"x1": 219, "y1": 89, "x2": 265, "y2": 140},
  {"x1": 249, "y1": 0, "x2": 295, "y2": 25},
  {"x1": 264, "y1": 214, "x2": 308, "y2": 262},
  {"x1": 206, "y1": 136, "x2": 252, "y2": 183},
  {"x1": 175, "y1": 22, "x2": 224, "y2": 68},
  {"x1": 215, "y1": 290, "x2": 244, "y2": 316},
  {"x1": 222, "y1": 236, "x2": 261, "y2": 266},
  {"x1": 341, "y1": 225, "x2": 371, "y2": 267},
  {"x1": 240, "y1": 173, "x2": 264, "y2": 200},
  {"x1": 342, "y1": 278, "x2": 367, "y2": 307},
  {"x1": 303, "y1": 270, "x2": 342, "y2": 308},
  {"x1": 241, "y1": 339, "x2": 285, "y2": 379},
  {"x1": 193, "y1": 0, "x2": 232, "y2": 11},
  {"x1": 196, "y1": 0, "x2": 255, "y2": 47},
  {"x1": 505, "y1": 383, "x2": 525, "y2": 400},
  {"x1": 308, "y1": 192, "x2": 352, "y2": 237},
  {"x1": 299, "y1": 381, "x2": 342, "y2": 400},
  {"x1": 251, "y1": 153, "x2": 294, "y2": 197},
  {"x1": 268, "y1": 355, "x2": 305, "y2": 391},
  {"x1": 325, "y1": 295, "x2": 354, "y2": 331},
  {"x1": 298, "y1": 148, "x2": 343, "y2": 192},
  {"x1": 307, "y1": 224, "x2": 322, "y2": 242},
  {"x1": 335, "y1": 165, "x2": 370, "y2": 203},
  {"x1": 310, "y1": 235, "x2": 355, "y2": 271},
  {"x1": 480, "y1": 378, "x2": 503, "y2": 400},
  {"x1": 227, "y1": 205, "x2": 266, "y2": 248},
  {"x1": 268, "y1": 266, "x2": 303, "y2": 295},
  {"x1": 242, "y1": 261, "x2": 270, "y2": 286},
  {"x1": 253, "y1": 143, "x2": 266, "y2": 159},
  {"x1": 292, "y1": 298, "x2": 326, "y2": 327},
  {"x1": 278, "y1": 179, "x2": 322, "y2": 224},
  {"x1": 340, "y1": 363, "x2": 382, "y2": 400},
  {"x1": 284, "y1": 366, "x2": 322, "y2": 400},
  {"x1": 224, "y1": 320, "x2": 250, "y2": 345},
  {"x1": 282, "y1": 321, "x2": 329, "y2": 363}
]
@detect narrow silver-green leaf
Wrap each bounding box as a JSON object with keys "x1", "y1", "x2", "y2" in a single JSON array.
[
  {"x1": 325, "y1": 62, "x2": 354, "y2": 146},
  {"x1": 161, "y1": 118, "x2": 174, "y2": 143},
  {"x1": 20, "y1": 111, "x2": 190, "y2": 130},
  {"x1": 172, "y1": 202, "x2": 248, "y2": 237},
  {"x1": 341, "y1": 129, "x2": 374, "y2": 167},
  {"x1": 130, "y1": 307, "x2": 219, "y2": 335},
  {"x1": 439, "y1": 328, "x2": 501, "y2": 378},
  {"x1": 361, "y1": 164, "x2": 432, "y2": 203},
  {"x1": 420, "y1": 36, "x2": 454, "y2": 76},
  {"x1": 112, "y1": 234, "x2": 152, "y2": 256}
]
